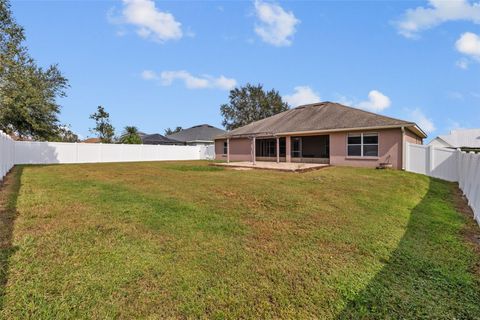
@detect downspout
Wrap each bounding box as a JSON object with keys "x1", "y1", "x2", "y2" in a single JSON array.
[{"x1": 401, "y1": 126, "x2": 406, "y2": 170}]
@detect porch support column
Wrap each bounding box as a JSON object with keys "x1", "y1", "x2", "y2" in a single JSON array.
[
  {"x1": 227, "y1": 138, "x2": 230, "y2": 163},
  {"x1": 276, "y1": 137, "x2": 280, "y2": 163},
  {"x1": 286, "y1": 136, "x2": 291, "y2": 163},
  {"x1": 252, "y1": 136, "x2": 256, "y2": 165}
]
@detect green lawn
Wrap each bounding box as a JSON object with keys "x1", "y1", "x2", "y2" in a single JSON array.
[{"x1": 0, "y1": 161, "x2": 479, "y2": 319}]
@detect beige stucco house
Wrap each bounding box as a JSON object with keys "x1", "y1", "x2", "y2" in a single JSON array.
[{"x1": 214, "y1": 102, "x2": 426, "y2": 170}]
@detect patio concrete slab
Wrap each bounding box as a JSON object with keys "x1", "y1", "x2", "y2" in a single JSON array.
[{"x1": 211, "y1": 161, "x2": 329, "y2": 172}]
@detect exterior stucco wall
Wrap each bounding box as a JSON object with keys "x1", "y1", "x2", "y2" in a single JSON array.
[
  {"x1": 329, "y1": 129, "x2": 403, "y2": 169},
  {"x1": 215, "y1": 138, "x2": 252, "y2": 161},
  {"x1": 405, "y1": 129, "x2": 423, "y2": 145},
  {"x1": 216, "y1": 128, "x2": 424, "y2": 169}
]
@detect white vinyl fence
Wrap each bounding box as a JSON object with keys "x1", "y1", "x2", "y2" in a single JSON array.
[
  {"x1": 0, "y1": 131, "x2": 15, "y2": 180},
  {"x1": 0, "y1": 130, "x2": 216, "y2": 182},
  {"x1": 406, "y1": 143, "x2": 480, "y2": 224},
  {"x1": 14, "y1": 141, "x2": 214, "y2": 164}
]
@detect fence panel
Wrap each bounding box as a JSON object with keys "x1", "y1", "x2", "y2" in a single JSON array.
[
  {"x1": 0, "y1": 131, "x2": 15, "y2": 181},
  {"x1": 406, "y1": 143, "x2": 479, "y2": 224},
  {"x1": 14, "y1": 141, "x2": 207, "y2": 165},
  {"x1": 431, "y1": 147, "x2": 458, "y2": 182},
  {"x1": 406, "y1": 144, "x2": 429, "y2": 175},
  {"x1": 201, "y1": 145, "x2": 215, "y2": 160}
]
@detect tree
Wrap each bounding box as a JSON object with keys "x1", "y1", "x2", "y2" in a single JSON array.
[
  {"x1": 120, "y1": 126, "x2": 142, "y2": 144},
  {"x1": 89, "y1": 106, "x2": 115, "y2": 143},
  {"x1": 52, "y1": 125, "x2": 79, "y2": 142},
  {"x1": 0, "y1": 0, "x2": 69, "y2": 140},
  {"x1": 164, "y1": 126, "x2": 183, "y2": 136},
  {"x1": 220, "y1": 83, "x2": 289, "y2": 131}
]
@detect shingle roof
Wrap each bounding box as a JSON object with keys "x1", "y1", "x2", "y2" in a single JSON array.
[
  {"x1": 218, "y1": 102, "x2": 426, "y2": 138},
  {"x1": 166, "y1": 124, "x2": 226, "y2": 142},
  {"x1": 81, "y1": 138, "x2": 101, "y2": 143},
  {"x1": 435, "y1": 129, "x2": 480, "y2": 148},
  {"x1": 141, "y1": 134, "x2": 181, "y2": 145}
]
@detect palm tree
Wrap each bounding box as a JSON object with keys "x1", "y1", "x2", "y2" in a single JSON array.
[{"x1": 120, "y1": 126, "x2": 142, "y2": 144}]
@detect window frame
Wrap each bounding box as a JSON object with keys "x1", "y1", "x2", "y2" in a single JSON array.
[
  {"x1": 346, "y1": 132, "x2": 379, "y2": 158},
  {"x1": 223, "y1": 141, "x2": 228, "y2": 155}
]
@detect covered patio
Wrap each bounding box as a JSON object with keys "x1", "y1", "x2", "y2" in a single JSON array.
[
  {"x1": 225, "y1": 134, "x2": 330, "y2": 164},
  {"x1": 212, "y1": 161, "x2": 329, "y2": 172}
]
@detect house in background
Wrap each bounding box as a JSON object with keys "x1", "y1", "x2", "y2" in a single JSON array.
[
  {"x1": 81, "y1": 138, "x2": 101, "y2": 143},
  {"x1": 429, "y1": 128, "x2": 480, "y2": 151},
  {"x1": 139, "y1": 133, "x2": 181, "y2": 145},
  {"x1": 215, "y1": 102, "x2": 426, "y2": 170},
  {"x1": 166, "y1": 124, "x2": 226, "y2": 146}
]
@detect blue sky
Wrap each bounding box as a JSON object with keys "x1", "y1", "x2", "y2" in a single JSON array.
[{"x1": 11, "y1": 0, "x2": 480, "y2": 140}]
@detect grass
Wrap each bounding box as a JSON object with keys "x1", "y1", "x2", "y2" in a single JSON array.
[{"x1": 0, "y1": 161, "x2": 479, "y2": 319}]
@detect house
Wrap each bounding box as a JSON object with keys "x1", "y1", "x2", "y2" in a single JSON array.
[
  {"x1": 140, "y1": 133, "x2": 181, "y2": 145},
  {"x1": 81, "y1": 138, "x2": 101, "y2": 143},
  {"x1": 214, "y1": 102, "x2": 426, "y2": 170},
  {"x1": 429, "y1": 129, "x2": 480, "y2": 151},
  {"x1": 166, "y1": 124, "x2": 226, "y2": 146}
]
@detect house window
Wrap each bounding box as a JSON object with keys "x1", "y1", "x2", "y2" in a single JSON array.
[
  {"x1": 292, "y1": 137, "x2": 302, "y2": 158},
  {"x1": 223, "y1": 141, "x2": 228, "y2": 155},
  {"x1": 256, "y1": 139, "x2": 276, "y2": 157},
  {"x1": 347, "y1": 133, "x2": 378, "y2": 157}
]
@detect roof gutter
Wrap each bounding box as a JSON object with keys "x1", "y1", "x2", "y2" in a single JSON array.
[{"x1": 185, "y1": 140, "x2": 214, "y2": 143}]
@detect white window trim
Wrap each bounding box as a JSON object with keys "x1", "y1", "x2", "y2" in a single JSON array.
[{"x1": 346, "y1": 132, "x2": 379, "y2": 158}]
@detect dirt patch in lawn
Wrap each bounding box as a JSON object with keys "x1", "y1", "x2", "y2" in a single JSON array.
[
  {"x1": 0, "y1": 167, "x2": 22, "y2": 308},
  {"x1": 452, "y1": 184, "x2": 480, "y2": 275}
]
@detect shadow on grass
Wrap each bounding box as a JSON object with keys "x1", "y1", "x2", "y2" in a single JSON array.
[
  {"x1": 0, "y1": 167, "x2": 23, "y2": 310},
  {"x1": 337, "y1": 177, "x2": 480, "y2": 319}
]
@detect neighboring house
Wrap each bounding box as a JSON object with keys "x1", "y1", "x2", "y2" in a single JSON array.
[
  {"x1": 166, "y1": 124, "x2": 226, "y2": 146},
  {"x1": 141, "y1": 133, "x2": 181, "y2": 145},
  {"x1": 81, "y1": 138, "x2": 101, "y2": 143},
  {"x1": 215, "y1": 101, "x2": 426, "y2": 170},
  {"x1": 429, "y1": 129, "x2": 480, "y2": 151}
]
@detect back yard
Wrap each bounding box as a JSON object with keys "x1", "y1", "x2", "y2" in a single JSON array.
[{"x1": 0, "y1": 161, "x2": 479, "y2": 319}]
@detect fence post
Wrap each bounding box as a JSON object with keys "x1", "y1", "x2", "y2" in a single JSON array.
[
  {"x1": 466, "y1": 152, "x2": 476, "y2": 202},
  {"x1": 429, "y1": 145, "x2": 435, "y2": 176},
  {"x1": 469, "y1": 153, "x2": 480, "y2": 210},
  {"x1": 75, "y1": 142, "x2": 79, "y2": 163},
  {"x1": 455, "y1": 148, "x2": 461, "y2": 182}
]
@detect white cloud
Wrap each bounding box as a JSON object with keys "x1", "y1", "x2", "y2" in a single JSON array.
[
  {"x1": 254, "y1": 0, "x2": 300, "y2": 46},
  {"x1": 409, "y1": 108, "x2": 436, "y2": 133},
  {"x1": 114, "y1": 0, "x2": 183, "y2": 43},
  {"x1": 395, "y1": 0, "x2": 480, "y2": 38},
  {"x1": 456, "y1": 58, "x2": 470, "y2": 69},
  {"x1": 447, "y1": 91, "x2": 464, "y2": 100},
  {"x1": 142, "y1": 70, "x2": 236, "y2": 90},
  {"x1": 333, "y1": 94, "x2": 354, "y2": 107},
  {"x1": 356, "y1": 90, "x2": 391, "y2": 112},
  {"x1": 141, "y1": 70, "x2": 158, "y2": 80},
  {"x1": 455, "y1": 32, "x2": 480, "y2": 59},
  {"x1": 447, "y1": 119, "x2": 464, "y2": 132},
  {"x1": 283, "y1": 86, "x2": 321, "y2": 107}
]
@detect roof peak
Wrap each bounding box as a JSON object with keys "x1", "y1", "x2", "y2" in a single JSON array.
[{"x1": 191, "y1": 124, "x2": 214, "y2": 128}]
